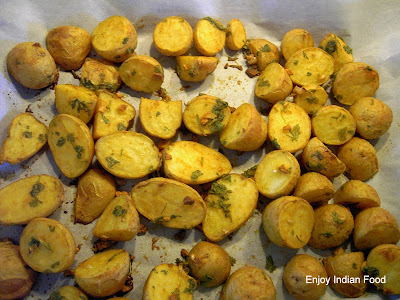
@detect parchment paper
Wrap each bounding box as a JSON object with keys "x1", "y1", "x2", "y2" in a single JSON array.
[{"x1": 0, "y1": 0, "x2": 399, "y2": 299}]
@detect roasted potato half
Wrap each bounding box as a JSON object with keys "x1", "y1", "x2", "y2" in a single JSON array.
[
  {"x1": 293, "y1": 172, "x2": 334, "y2": 206},
  {"x1": 334, "y1": 180, "x2": 380, "y2": 210},
  {"x1": 293, "y1": 84, "x2": 328, "y2": 115},
  {"x1": 249, "y1": 38, "x2": 280, "y2": 71},
  {"x1": 194, "y1": 17, "x2": 226, "y2": 56},
  {"x1": 319, "y1": 33, "x2": 353, "y2": 71},
  {"x1": 48, "y1": 286, "x2": 88, "y2": 300},
  {"x1": 0, "y1": 175, "x2": 63, "y2": 225},
  {"x1": 226, "y1": 19, "x2": 246, "y2": 50},
  {"x1": 0, "y1": 113, "x2": 48, "y2": 165},
  {"x1": 176, "y1": 56, "x2": 218, "y2": 82},
  {"x1": 281, "y1": 29, "x2": 314, "y2": 61}
]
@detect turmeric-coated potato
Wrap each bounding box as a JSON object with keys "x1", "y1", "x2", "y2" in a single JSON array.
[
  {"x1": 194, "y1": 17, "x2": 226, "y2": 56},
  {"x1": 249, "y1": 39, "x2": 280, "y2": 71},
  {"x1": 80, "y1": 58, "x2": 121, "y2": 92},
  {"x1": 293, "y1": 84, "x2": 328, "y2": 115},
  {"x1": 226, "y1": 19, "x2": 246, "y2": 50},
  {"x1": 281, "y1": 29, "x2": 314, "y2": 61},
  {"x1": 49, "y1": 286, "x2": 88, "y2": 300},
  {"x1": 319, "y1": 33, "x2": 353, "y2": 71},
  {"x1": 334, "y1": 180, "x2": 381, "y2": 210},
  {"x1": 176, "y1": 56, "x2": 218, "y2": 82},
  {"x1": 293, "y1": 172, "x2": 334, "y2": 206}
]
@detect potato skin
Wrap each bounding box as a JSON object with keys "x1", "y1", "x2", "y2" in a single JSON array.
[
  {"x1": 49, "y1": 286, "x2": 88, "y2": 300},
  {"x1": 293, "y1": 84, "x2": 328, "y2": 115},
  {"x1": 293, "y1": 172, "x2": 334, "y2": 206},
  {"x1": 226, "y1": 19, "x2": 246, "y2": 50},
  {"x1": 319, "y1": 33, "x2": 353, "y2": 71},
  {"x1": 7, "y1": 42, "x2": 57, "y2": 89},
  {"x1": 249, "y1": 39, "x2": 280, "y2": 71},
  {"x1": 176, "y1": 56, "x2": 218, "y2": 82},
  {"x1": 80, "y1": 57, "x2": 121, "y2": 92},
  {"x1": 334, "y1": 180, "x2": 381, "y2": 210},
  {"x1": 281, "y1": 29, "x2": 314, "y2": 61}
]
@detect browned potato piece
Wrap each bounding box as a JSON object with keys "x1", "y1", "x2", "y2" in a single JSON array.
[
  {"x1": 283, "y1": 254, "x2": 328, "y2": 300},
  {"x1": 255, "y1": 62, "x2": 293, "y2": 104},
  {"x1": 7, "y1": 42, "x2": 57, "y2": 89},
  {"x1": 281, "y1": 29, "x2": 314, "y2": 61},
  {"x1": 176, "y1": 56, "x2": 218, "y2": 82},
  {"x1": 337, "y1": 137, "x2": 379, "y2": 181},
  {"x1": 220, "y1": 266, "x2": 276, "y2": 300},
  {"x1": 20, "y1": 218, "x2": 76, "y2": 273},
  {"x1": 46, "y1": 25, "x2": 92, "y2": 70},
  {"x1": 285, "y1": 47, "x2": 334, "y2": 86},
  {"x1": 0, "y1": 113, "x2": 48, "y2": 165},
  {"x1": 220, "y1": 103, "x2": 267, "y2": 151},
  {"x1": 249, "y1": 39, "x2": 280, "y2": 71},
  {"x1": 293, "y1": 84, "x2": 328, "y2": 115},
  {"x1": 226, "y1": 19, "x2": 246, "y2": 50},
  {"x1": 183, "y1": 95, "x2": 230, "y2": 136},
  {"x1": 80, "y1": 58, "x2": 121, "y2": 93},
  {"x1": 302, "y1": 137, "x2": 346, "y2": 178},
  {"x1": 75, "y1": 169, "x2": 116, "y2": 224},
  {"x1": 319, "y1": 33, "x2": 354, "y2": 71},
  {"x1": 332, "y1": 62, "x2": 380, "y2": 105},
  {"x1": 334, "y1": 180, "x2": 380, "y2": 210},
  {"x1": 323, "y1": 251, "x2": 367, "y2": 297},
  {"x1": 354, "y1": 207, "x2": 400, "y2": 250},
  {"x1": 267, "y1": 101, "x2": 311, "y2": 153},
  {"x1": 0, "y1": 240, "x2": 36, "y2": 300},
  {"x1": 49, "y1": 286, "x2": 88, "y2": 300},
  {"x1": 262, "y1": 196, "x2": 314, "y2": 249},
  {"x1": 153, "y1": 16, "x2": 193, "y2": 56},
  {"x1": 349, "y1": 97, "x2": 393, "y2": 139},
  {"x1": 311, "y1": 105, "x2": 356, "y2": 145},
  {"x1": 308, "y1": 204, "x2": 354, "y2": 250},
  {"x1": 193, "y1": 17, "x2": 226, "y2": 56},
  {"x1": 119, "y1": 55, "x2": 163, "y2": 92},
  {"x1": 365, "y1": 244, "x2": 400, "y2": 295},
  {"x1": 293, "y1": 172, "x2": 334, "y2": 206},
  {"x1": 92, "y1": 15, "x2": 137, "y2": 63},
  {"x1": 188, "y1": 241, "x2": 231, "y2": 287}
]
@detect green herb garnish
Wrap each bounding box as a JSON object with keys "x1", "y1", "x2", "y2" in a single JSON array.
[
  {"x1": 243, "y1": 165, "x2": 258, "y2": 178},
  {"x1": 202, "y1": 17, "x2": 225, "y2": 31},
  {"x1": 56, "y1": 137, "x2": 65, "y2": 146},
  {"x1": 49, "y1": 291, "x2": 65, "y2": 300},
  {"x1": 265, "y1": 255, "x2": 277, "y2": 273},
  {"x1": 71, "y1": 99, "x2": 91, "y2": 115},
  {"x1": 123, "y1": 37, "x2": 129, "y2": 44},
  {"x1": 113, "y1": 205, "x2": 127, "y2": 217},
  {"x1": 38, "y1": 133, "x2": 47, "y2": 143},
  {"x1": 321, "y1": 232, "x2": 333, "y2": 238},
  {"x1": 325, "y1": 40, "x2": 337, "y2": 54},
  {"x1": 363, "y1": 266, "x2": 379, "y2": 277},
  {"x1": 74, "y1": 145, "x2": 84, "y2": 159},
  {"x1": 101, "y1": 114, "x2": 110, "y2": 124},
  {"x1": 184, "y1": 278, "x2": 196, "y2": 294},
  {"x1": 208, "y1": 99, "x2": 229, "y2": 133},
  {"x1": 258, "y1": 79, "x2": 270, "y2": 87},
  {"x1": 191, "y1": 170, "x2": 203, "y2": 181},
  {"x1": 106, "y1": 156, "x2": 120, "y2": 168},
  {"x1": 286, "y1": 124, "x2": 301, "y2": 142},
  {"x1": 343, "y1": 45, "x2": 353, "y2": 54},
  {"x1": 22, "y1": 131, "x2": 32, "y2": 138},
  {"x1": 117, "y1": 123, "x2": 126, "y2": 131},
  {"x1": 332, "y1": 211, "x2": 344, "y2": 224}
]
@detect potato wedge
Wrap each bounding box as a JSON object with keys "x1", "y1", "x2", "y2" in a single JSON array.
[
  {"x1": 0, "y1": 175, "x2": 63, "y2": 225},
  {"x1": 49, "y1": 286, "x2": 88, "y2": 300},
  {"x1": 131, "y1": 177, "x2": 206, "y2": 229},
  {"x1": 285, "y1": 47, "x2": 334, "y2": 86},
  {"x1": 249, "y1": 39, "x2": 280, "y2": 71},
  {"x1": 48, "y1": 114, "x2": 94, "y2": 178},
  {"x1": 319, "y1": 33, "x2": 353, "y2": 72},
  {"x1": 75, "y1": 249, "x2": 130, "y2": 297},
  {"x1": 254, "y1": 150, "x2": 300, "y2": 199},
  {"x1": 20, "y1": 217, "x2": 76, "y2": 273},
  {"x1": 267, "y1": 101, "x2": 311, "y2": 153},
  {"x1": 140, "y1": 98, "x2": 182, "y2": 139},
  {"x1": 183, "y1": 95, "x2": 230, "y2": 136},
  {"x1": 0, "y1": 113, "x2": 48, "y2": 164},
  {"x1": 293, "y1": 172, "x2": 334, "y2": 206},
  {"x1": 153, "y1": 16, "x2": 193, "y2": 56},
  {"x1": 120, "y1": 55, "x2": 163, "y2": 92},
  {"x1": 334, "y1": 180, "x2": 380, "y2": 210},
  {"x1": 226, "y1": 19, "x2": 246, "y2": 50},
  {"x1": 143, "y1": 264, "x2": 196, "y2": 299},
  {"x1": 220, "y1": 103, "x2": 267, "y2": 151},
  {"x1": 55, "y1": 84, "x2": 98, "y2": 124},
  {"x1": 92, "y1": 15, "x2": 137, "y2": 63},
  {"x1": 193, "y1": 17, "x2": 226, "y2": 56},
  {"x1": 93, "y1": 90, "x2": 136, "y2": 139},
  {"x1": 95, "y1": 131, "x2": 160, "y2": 179},
  {"x1": 281, "y1": 29, "x2": 314, "y2": 61},
  {"x1": 262, "y1": 196, "x2": 314, "y2": 249},
  {"x1": 176, "y1": 56, "x2": 218, "y2": 82},
  {"x1": 293, "y1": 84, "x2": 328, "y2": 115},
  {"x1": 203, "y1": 174, "x2": 258, "y2": 242},
  {"x1": 162, "y1": 141, "x2": 231, "y2": 185}
]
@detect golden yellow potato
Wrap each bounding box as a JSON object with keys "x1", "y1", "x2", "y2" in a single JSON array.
[
  {"x1": 281, "y1": 29, "x2": 314, "y2": 61},
  {"x1": 75, "y1": 168, "x2": 116, "y2": 224},
  {"x1": 319, "y1": 33, "x2": 354, "y2": 71},
  {"x1": 293, "y1": 172, "x2": 334, "y2": 206},
  {"x1": 292, "y1": 84, "x2": 328, "y2": 115},
  {"x1": 255, "y1": 62, "x2": 293, "y2": 104},
  {"x1": 311, "y1": 105, "x2": 356, "y2": 145},
  {"x1": 49, "y1": 286, "x2": 88, "y2": 300},
  {"x1": 337, "y1": 137, "x2": 379, "y2": 181},
  {"x1": 19, "y1": 218, "x2": 76, "y2": 273},
  {"x1": 0, "y1": 113, "x2": 48, "y2": 165},
  {"x1": 7, "y1": 42, "x2": 57, "y2": 89},
  {"x1": 55, "y1": 84, "x2": 98, "y2": 124},
  {"x1": 193, "y1": 17, "x2": 226, "y2": 56},
  {"x1": 349, "y1": 97, "x2": 393, "y2": 139},
  {"x1": 332, "y1": 62, "x2": 380, "y2": 105},
  {"x1": 267, "y1": 101, "x2": 311, "y2": 153},
  {"x1": 220, "y1": 103, "x2": 267, "y2": 151},
  {"x1": 183, "y1": 95, "x2": 230, "y2": 136},
  {"x1": 0, "y1": 175, "x2": 63, "y2": 225},
  {"x1": 262, "y1": 196, "x2": 314, "y2": 249},
  {"x1": 249, "y1": 38, "x2": 280, "y2": 71},
  {"x1": 283, "y1": 254, "x2": 328, "y2": 300},
  {"x1": 176, "y1": 55, "x2": 218, "y2": 82},
  {"x1": 0, "y1": 240, "x2": 37, "y2": 300},
  {"x1": 226, "y1": 19, "x2": 246, "y2": 50},
  {"x1": 285, "y1": 47, "x2": 334, "y2": 86},
  {"x1": 188, "y1": 241, "x2": 231, "y2": 287},
  {"x1": 334, "y1": 180, "x2": 381, "y2": 210},
  {"x1": 119, "y1": 55, "x2": 164, "y2": 92},
  {"x1": 353, "y1": 207, "x2": 400, "y2": 250},
  {"x1": 80, "y1": 57, "x2": 121, "y2": 92},
  {"x1": 220, "y1": 266, "x2": 276, "y2": 300},
  {"x1": 46, "y1": 25, "x2": 92, "y2": 70},
  {"x1": 153, "y1": 16, "x2": 193, "y2": 56},
  {"x1": 92, "y1": 15, "x2": 137, "y2": 63},
  {"x1": 75, "y1": 249, "x2": 130, "y2": 297}
]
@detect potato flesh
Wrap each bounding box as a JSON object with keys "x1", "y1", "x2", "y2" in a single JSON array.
[
  {"x1": 131, "y1": 177, "x2": 206, "y2": 229},
  {"x1": 0, "y1": 175, "x2": 63, "y2": 225},
  {"x1": 334, "y1": 180, "x2": 381, "y2": 209},
  {"x1": 0, "y1": 113, "x2": 48, "y2": 164},
  {"x1": 249, "y1": 39, "x2": 280, "y2": 71},
  {"x1": 281, "y1": 29, "x2": 314, "y2": 61},
  {"x1": 176, "y1": 56, "x2": 218, "y2": 82},
  {"x1": 80, "y1": 58, "x2": 121, "y2": 92},
  {"x1": 194, "y1": 18, "x2": 225, "y2": 56},
  {"x1": 319, "y1": 33, "x2": 353, "y2": 71},
  {"x1": 51, "y1": 286, "x2": 88, "y2": 300},
  {"x1": 226, "y1": 19, "x2": 246, "y2": 50},
  {"x1": 293, "y1": 84, "x2": 328, "y2": 115}
]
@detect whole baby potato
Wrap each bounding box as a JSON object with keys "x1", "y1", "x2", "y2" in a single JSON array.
[{"x1": 7, "y1": 42, "x2": 57, "y2": 89}]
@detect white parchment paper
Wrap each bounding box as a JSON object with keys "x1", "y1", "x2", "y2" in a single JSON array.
[{"x1": 1, "y1": 0, "x2": 399, "y2": 299}]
